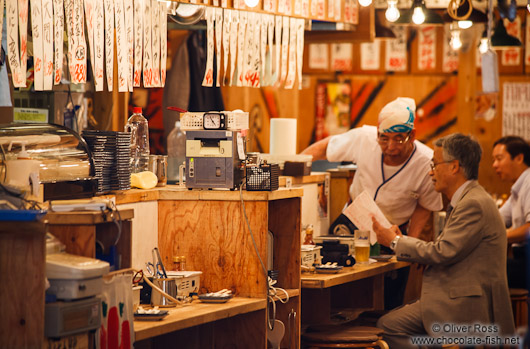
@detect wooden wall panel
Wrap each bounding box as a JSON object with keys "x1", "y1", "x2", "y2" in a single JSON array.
[{"x1": 158, "y1": 200, "x2": 269, "y2": 298}]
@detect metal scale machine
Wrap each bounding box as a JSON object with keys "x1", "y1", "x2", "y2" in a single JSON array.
[{"x1": 181, "y1": 111, "x2": 249, "y2": 190}]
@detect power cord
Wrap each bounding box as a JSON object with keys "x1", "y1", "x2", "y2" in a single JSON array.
[{"x1": 239, "y1": 178, "x2": 279, "y2": 331}]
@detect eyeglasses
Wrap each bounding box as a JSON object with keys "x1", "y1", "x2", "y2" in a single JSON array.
[
  {"x1": 430, "y1": 160, "x2": 453, "y2": 171},
  {"x1": 377, "y1": 133, "x2": 411, "y2": 146}
]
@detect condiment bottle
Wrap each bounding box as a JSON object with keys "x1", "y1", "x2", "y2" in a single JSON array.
[
  {"x1": 180, "y1": 256, "x2": 186, "y2": 271},
  {"x1": 303, "y1": 225, "x2": 315, "y2": 245},
  {"x1": 173, "y1": 256, "x2": 181, "y2": 271},
  {"x1": 125, "y1": 107, "x2": 150, "y2": 173}
]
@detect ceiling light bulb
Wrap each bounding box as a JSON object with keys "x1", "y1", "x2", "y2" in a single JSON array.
[
  {"x1": 450, "y1": 30, "x2": 462, "y2": 50},
  {"x1": 386, "y1": 1, "x2": 400, "y2": 22},
  {"x1": 412, "y1": 6, "x2": 425, "y2": 25},
  {"x1": 244, "y1": 0, "x2": 259, "y2": 7},
  {"x1": 458, "y1": 20, "x2": 473, "y2": 29},
  {"x1": 359, "y1": 0, "x2": 372, "y2": 7},
  {"x1": 527, "y1": 0, "x2": 529, "y2": 13},
  {"x1": 479, "y1": 37, "x2": 489, "y2": 53}
]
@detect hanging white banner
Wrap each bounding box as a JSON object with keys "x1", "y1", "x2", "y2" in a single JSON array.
[
  {"x1": 93, "y1": 0, "x2": 104, "y2": 90},
  {"x1": 124, "y1": 0, "x2": 133, "y2": 91},
  {"x1": 114, "y1": 0, "x2": 127, "y2": 91},
  {"x1": 42, "y1": 0, "x2": 53, "y2": 89},
  {"x1": 104, "y1": 0, "x2": 114, "y2": 90},
  {"x1": 53, "y1": 0, "x2": 64, "y2": 85},
  {"x1": 159, "y1": 1, "x2": 167, "y2": 87},
  {"x1": 142, "y1": 0, "x2": 152, "y2": 87},
  {"x1": 150, "y1": 0, "x2": 160, "y2": 86},
  {"x1": 133, "y1": 0, "x2": 143, "y2": 87},
  {"x1": 31, "y1": 0, "x2": 44, "y2": 90}
]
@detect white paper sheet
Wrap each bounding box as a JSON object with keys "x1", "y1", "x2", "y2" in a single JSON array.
[
  {"x1": 53, "y1": 0, "x2": 64, "y2": 85},
  {"x1": 84, "y1": 0, "x2": 95, "y2": 89},
  {"x1": 114, "y1": 0, "x2": 127, "y2": 90},
  {"x1": 265, "y1": 14, "x2": 273, "y2": 85},
  {"x1": 159, "y1": 1, "x2": 167, "y2": 86},
  {"x1": 222, "y1": 9, "x2": 230, "y2": 84},
  {"x1": 215, "y1": 7, "x2": 222, "y2": 87},
  {"x1": 343, "y1": 190, "x2": 391, "y2": 244},
  {"x1": 74, "y1": 0, "x2": 87, "y2": 83},
  {"x1": 104, "y1": 0, "x2": 114, "y2": 90},
  {"x1": 202, "y1": 7, "x2": 214, "y2": 87},
  {"x1": 279, "y1": 16, "x2": 289, "y2": 86},
  {"x1": 296, "y1": 18, "x2": 303, "y2": 90},
  {"x1": 250, "y1": 13, "x2": 260, "y2": 87},
  {"x1": 133, "y1": 0, "x2": 142, "y2": 87},
  {"x1": 229, "y1": 10, "x2": 238, "y2": 86},
  {"x1": 284, "y1": 17, "x2": 296, "y2": 89},
  {"x1": 19, "y1": 0, "x2": 29, "y2": 86},
  {"x1": 142, "y1": 0, "x2": 152, "y2": 87},
  {"x1": 7, "y1": 0, "x2": 23, "y2": 87},
  {"x1": 272, "y1": 15, "x2": 281, "y2": 86},
  {"x1": 235, "y1": 11, "x2": 246, "y2": 86},
  {"x1": 31, "y1": 0, "x2": 44, "y2": 90},
  {"x1": 150, "y1": 0, "x2": 160, "y2": 87},
  {"x1": 260, "y1": 14, "x2": 267, "y2": 87},
  {"x1": 124, "y1": 0, "x2": 133, "y2": 90},
  {"x1": 93, "y1": 0, "x2": 104, "y2": 90},
  {"x1": 42, "y1": 0, "x2": 53, "y2": 89},
  {"x1": 241, "y1": 12, "x2": 253, "y2": 87}
]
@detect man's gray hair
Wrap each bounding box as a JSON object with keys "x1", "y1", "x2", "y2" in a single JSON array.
[{"x1": 434, "y1": 133, "x2": 482, "y2": 180}]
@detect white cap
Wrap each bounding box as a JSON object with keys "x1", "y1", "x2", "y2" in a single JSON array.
[{"x1": 378, "y1": 97, "x2": 416, "y2": 133}]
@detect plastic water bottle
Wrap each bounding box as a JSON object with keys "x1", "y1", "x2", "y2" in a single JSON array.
[
  {"x1": 167, "y1": 120, "x2": 186, "y2": 183},
  {"x1": 125, "y1": 107, "x2": 150, "y2": 173}
]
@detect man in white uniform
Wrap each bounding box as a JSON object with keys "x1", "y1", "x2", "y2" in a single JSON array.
[
  {"x1": 492, "y1": 135, "x2": 530, "y2": 289},
  {"x1": 302, "y1": 97, "x2": 443, "y2": 309}
]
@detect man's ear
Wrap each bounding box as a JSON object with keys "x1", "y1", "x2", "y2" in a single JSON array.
[{"x1": 514, "y1": 153, "x2": 524, "y2": 165}]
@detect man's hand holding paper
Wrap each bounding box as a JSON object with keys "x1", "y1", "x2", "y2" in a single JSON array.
[{"x1": 343, "y1": 190, "x2": 392, "y2": 244}]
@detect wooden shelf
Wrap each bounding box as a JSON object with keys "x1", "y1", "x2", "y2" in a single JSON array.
[
  {"x1": 271, "y1": 288, "x2": 300, "y2": 301},
  {"x1": 45, "y1": 208, "x2": 134, "y2": 225},
  {"x1": 134, "y1": 297, "x2": 267, "y2": 341}
]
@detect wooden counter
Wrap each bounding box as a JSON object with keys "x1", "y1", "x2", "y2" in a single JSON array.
[
  {"x1": 134, "y1": 297, "x2": 267, "y2": 342},
  {"x1": 301, "y1": 258, "x2": 410, "y2": 289},
  {"x1": 113, "y1": 185, "x2": 304, "y2": 204},
  {"x1": 301, "y1": 258, "x2": 410, "y2": 325}
]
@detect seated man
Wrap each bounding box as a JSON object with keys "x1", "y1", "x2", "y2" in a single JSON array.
[
  {"x1": 492, "y1": 135, "x2": 530, "y2": 289},
  {"x1": 372, "y1": 133, "x2": 515, "y2": 348}
]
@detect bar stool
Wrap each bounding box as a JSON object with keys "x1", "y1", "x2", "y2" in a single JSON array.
[
  {"x1": 510, "y1": 288, "x2": 528, "y2": 328},
  {"x1": 301, "y1": 325, "x2": 388, "y2": 349}
]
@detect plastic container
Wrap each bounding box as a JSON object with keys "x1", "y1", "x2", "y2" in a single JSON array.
[
  {"x1": 125, "y1": 107, "x2": 150, "y2": 173},
  {"x1": 167, "y1": 121, "x2": 186, "y2": 183}
]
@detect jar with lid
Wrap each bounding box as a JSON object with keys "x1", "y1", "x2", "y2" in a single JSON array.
[
  {"x1": 180, "y1": 256, "x2": 186, "y2": 271},
  {"x1": 303, "y1": 224, "x2": 315, "y2": 245},
  {"x1": 173, "y1": 256, "x2": 181, "y2": 271}
]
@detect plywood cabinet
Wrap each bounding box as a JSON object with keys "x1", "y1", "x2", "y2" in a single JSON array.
[{"x1": 154, "y1": 188, "x2": 303, "y2": 347}]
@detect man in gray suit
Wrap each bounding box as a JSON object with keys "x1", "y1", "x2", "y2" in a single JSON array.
[{"x1": 372, "y1": 133, "x2": 515, "y2": 348}]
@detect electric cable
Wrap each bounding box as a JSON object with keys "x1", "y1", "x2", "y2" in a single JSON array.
[{"x1": 239, "y1": 177, "x2": 279, "y2": 331}]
